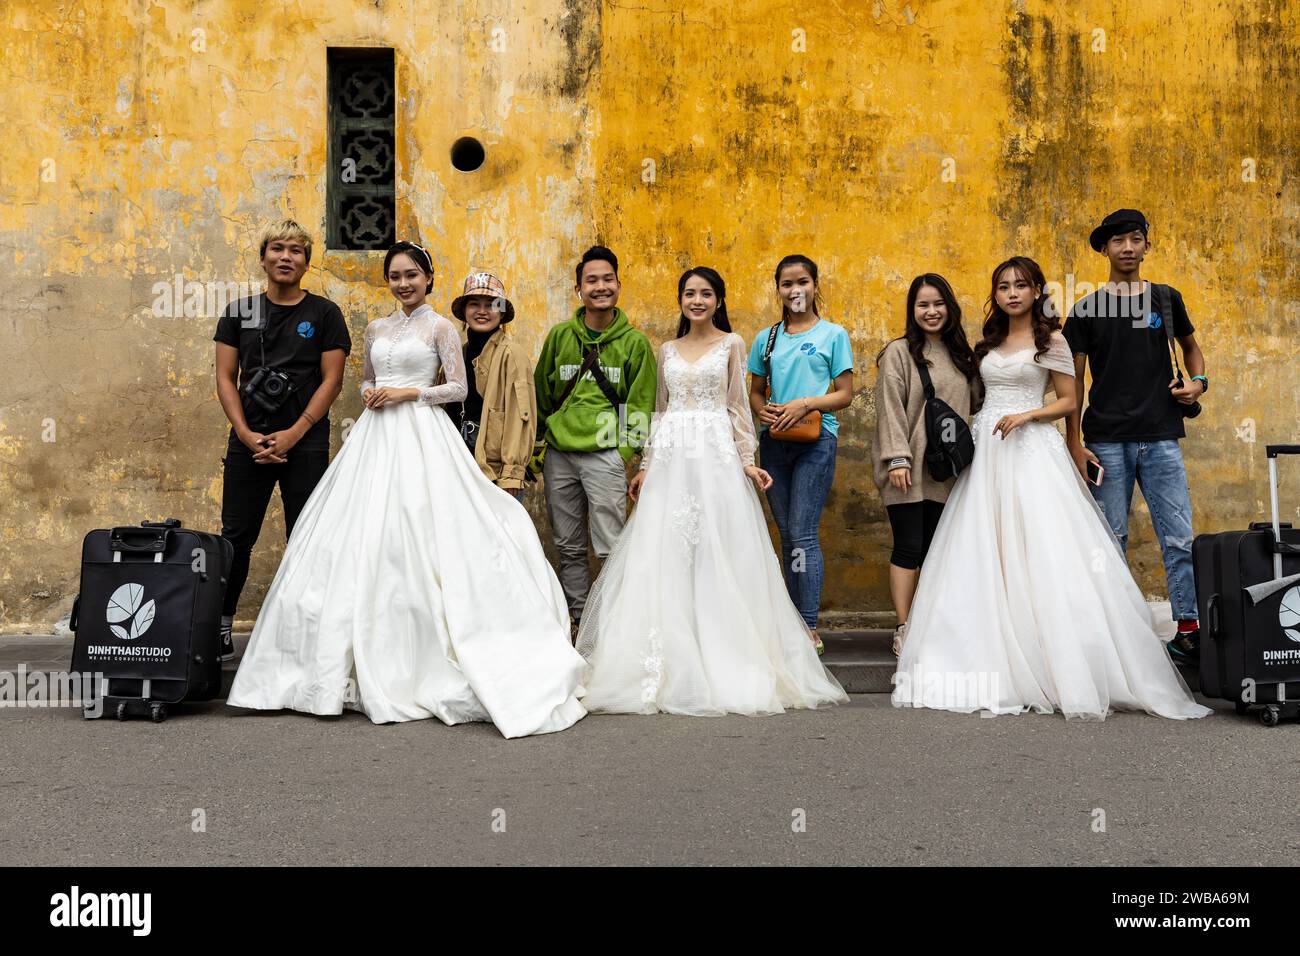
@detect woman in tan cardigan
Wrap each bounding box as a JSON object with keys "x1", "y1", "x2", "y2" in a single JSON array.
[
  {"x1": 873, "y1": 274, "x2": 981, "y2": 655},
  {"x1": 450, "y1": 273, "x2": 536, "y2": 502}
]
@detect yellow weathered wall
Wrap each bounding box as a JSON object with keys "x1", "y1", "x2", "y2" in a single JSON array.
[{"x1": 1, "y1": 0, "x2": 1297, "y2": 630}]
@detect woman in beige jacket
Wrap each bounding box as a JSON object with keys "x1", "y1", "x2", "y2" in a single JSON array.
[
  {"x1": 873, "y1": 274, "x2": 981, "y2": 655},
  {"x1": 450, "y1": 273, "x2": 536, "y2": 502}
]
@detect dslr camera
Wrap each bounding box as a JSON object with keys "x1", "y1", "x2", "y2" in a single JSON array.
[
  {"x1": 240, "y1": 366, "x2": 296, "y2": 417},
  {"x1": 1173, "y1": 375, "x2": 1202, "y2": 419}
]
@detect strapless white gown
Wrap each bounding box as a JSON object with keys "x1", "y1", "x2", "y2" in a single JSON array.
[{"x1": 892, "y1": 332, "x2": 1210, "y2": 720}]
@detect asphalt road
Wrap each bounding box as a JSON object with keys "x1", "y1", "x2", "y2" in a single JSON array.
[{"x1": 2, "y1": 692, "x2": 1296, "y2": 866}]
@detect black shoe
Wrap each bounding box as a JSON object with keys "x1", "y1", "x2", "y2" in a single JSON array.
[
  {"x1": 218, "y1": 626, "x2": 236, "y2": 662},
  {"x1": 1166, "y1": 628, "x2": 1200, "y2": 662}
]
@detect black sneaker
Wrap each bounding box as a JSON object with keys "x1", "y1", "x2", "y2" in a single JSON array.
[
  {"x1": 218, "y1": 625, "x2": 236, "y2": 663},
  {"x1": 1166, "y1": 628, "x2": 1200, "y2": 663}
]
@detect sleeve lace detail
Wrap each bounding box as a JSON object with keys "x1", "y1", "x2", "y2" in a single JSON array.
[
  {"x1": 360, "y1": 321, "x2": 377, "y2": 395},
  {"x1": 726, "y1": 335, "x2": 758, "y2": 468},
  {"x1": 639, "y1": 342, "x2": 671, "y2": 471},
  {"x1": 418, "y1": 315, "x2": 469, "y2": 405},
  {"x1": 1039, "y1": 330, "x2": 1076, "y2": 378}
]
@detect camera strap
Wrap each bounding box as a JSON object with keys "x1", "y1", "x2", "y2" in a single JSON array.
[{"x1": 1151, "y1": 283, "x2": 1185, "y2": 380}]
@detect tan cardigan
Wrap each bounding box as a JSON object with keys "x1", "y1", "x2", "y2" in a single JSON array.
[
  {"x1": 468, "y1": 328, "x2": 537, "y2": 490},
  {"x1": 872, "y1": 338, "x2": 981, "y2": 507}
]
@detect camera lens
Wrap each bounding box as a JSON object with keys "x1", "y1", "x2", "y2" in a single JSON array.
[{"x1": 264, "y1": 375, "x2": 285, "y2": 397}]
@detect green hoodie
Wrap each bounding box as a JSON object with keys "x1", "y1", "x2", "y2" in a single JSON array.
[{"x1": 535, "y1": 306, "x2": 657, "y2": 461}]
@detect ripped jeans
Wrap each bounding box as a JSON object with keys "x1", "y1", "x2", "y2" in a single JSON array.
[{"x1": 1087, "y1": 440, "x2": 1197, "y2": 622}]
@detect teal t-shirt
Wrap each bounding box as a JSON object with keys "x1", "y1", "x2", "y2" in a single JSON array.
[{"x1": 746, "y1": 318, "x2": 854, "y2": 436}]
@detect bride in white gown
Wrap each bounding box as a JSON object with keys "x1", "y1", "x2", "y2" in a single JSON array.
[
  {"x1": 892, "y1": 256, "x2": 1209, "y2": 720},
  {"x1": 227, "y1": 242, "x2": 587, "y2": 737},
  {"x1": 576, "y1": 267, "x2": 847, "y2": 715}
]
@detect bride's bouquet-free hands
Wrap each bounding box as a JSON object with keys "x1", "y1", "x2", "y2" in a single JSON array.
[
  {"x1": 362, "y1": 386, "x2": 420, "y2": 409},
  {"x1": 744, "y1": 464, "x2": 773, "y2": 493},
  {"x1": 629, "y1": 464, "x2": 772, "y2": 504}
]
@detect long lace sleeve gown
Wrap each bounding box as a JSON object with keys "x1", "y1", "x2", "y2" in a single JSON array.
[
  {"x1": 575, "y1": 333, "x2": 847, "y2": 715},
  {"x1": 227, "y1": 304, "x2": 587, "y2": 738},
  {"x1": 891, "y1": 331, "x2": 1210, "y2": 720}
]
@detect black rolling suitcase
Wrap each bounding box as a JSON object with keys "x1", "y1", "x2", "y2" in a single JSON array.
[
  {"x1": 1193, "y1": 445, "x2": 1300, "y2": 726},
  {"x1": 70, "y1": 519, "x2": 233, "y2": 722}
]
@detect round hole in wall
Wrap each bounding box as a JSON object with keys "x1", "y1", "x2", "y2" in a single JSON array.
[{"x1": 451, "y1": 137, "x2": 486, "y2": 172}]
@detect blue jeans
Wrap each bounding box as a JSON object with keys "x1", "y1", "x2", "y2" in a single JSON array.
[
  {"x1": 1087, "y1": 440, "x2": 1197, "y2": 622},
  {"x1": 759, "y1": 429, "x2": 837, "y2": 628}
]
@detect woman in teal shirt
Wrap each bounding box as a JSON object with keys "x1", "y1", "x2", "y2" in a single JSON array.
[{"x1": 747, "y1": 255, "x2": 855, "y2": 652}]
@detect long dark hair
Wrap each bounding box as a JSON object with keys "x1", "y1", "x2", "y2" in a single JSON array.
[
  {"x1": 974, "y1": 256, "x2": 1058, "y2": 365},
  {"x1": 675, "y1": 266, "x2": 732, "y2": 338},
  {"x1": 774, "y1": 254, "x2": 825, "y2": 321},
  {"x1": 875, "y1": 273, "x2": 977, "y2": 381}
]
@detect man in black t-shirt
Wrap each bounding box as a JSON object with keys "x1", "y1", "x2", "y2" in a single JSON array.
[
  {"x1": 1063, "y1": 209, "x2": 1209, "y2": 662},
  {"x1": 213, "y1": 220, "x2": 351, "y2": 659}
]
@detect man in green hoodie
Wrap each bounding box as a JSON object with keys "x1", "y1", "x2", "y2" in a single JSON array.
[{"x1": 535, "y1": 245, "x2": 657, "y2": 636}]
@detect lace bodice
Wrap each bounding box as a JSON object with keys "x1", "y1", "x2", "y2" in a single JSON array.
[
  {"x1": 641, "y1": 333, "x2": 758, "y2": 469},
  {"x1": 972, "y1": 332, "x2": 1076, "y2": 455},
  {"x1": 360, "y1": 304, "x2": 468, "y2": 406},
  {"x1": 976, "y1": 332, "x2": 1075, "y2": 417}
]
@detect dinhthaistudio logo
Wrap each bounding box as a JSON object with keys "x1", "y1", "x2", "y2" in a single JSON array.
[
  {"x1": 106, "y1": 583, "x2": 155, "y2": 642},
  {"x1": 1281, "y1": 585, "x2": 1300, "y2": 643},
  {"x1": 799, "y1": 342, "x2": 818, "y2": 355},
  {"x1": 1147, "y1": 311, "x2": 1163, "y2": 330},
  {"x1": 297, "y1": 320, "x2": 315, "y2": 339}
]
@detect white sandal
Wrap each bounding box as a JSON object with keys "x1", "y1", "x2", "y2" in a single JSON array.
[{"x1": 891, "y1": 621, "x2": 908, "y2": 658}]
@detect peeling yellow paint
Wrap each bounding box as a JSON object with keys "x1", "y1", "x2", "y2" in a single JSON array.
[{"x1": 1, "y1": 1, "x2": 1297, "y2": 629}]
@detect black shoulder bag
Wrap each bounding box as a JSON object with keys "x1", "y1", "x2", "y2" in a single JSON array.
[{"x1": 915, "y1": 357, "x2": 975, "y2": 482}]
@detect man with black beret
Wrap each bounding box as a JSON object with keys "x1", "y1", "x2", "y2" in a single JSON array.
[{"x1": 1063, "y1": 209, "x2": 1210, "y2": 662}]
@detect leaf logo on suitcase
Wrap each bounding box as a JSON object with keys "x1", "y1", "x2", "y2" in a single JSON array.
[
  {"x1": 106, "y1": 583, "x2": 156, "y2": 642},
  {"x1": 1282, "y1": 586, "x2": 1300, "y2": 644}
]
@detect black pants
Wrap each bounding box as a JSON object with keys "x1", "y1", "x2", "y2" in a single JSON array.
[
  {"x1": 885, "y1": 500, "x2": 945, "y2": 570},
  {"x1": 220, "y1": 437, "x2": 330, "y2": 616}
]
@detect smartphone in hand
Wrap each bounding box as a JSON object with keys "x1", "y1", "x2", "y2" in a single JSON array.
[{"x1": 1086, "y1": 459, "x2": 1104, "y2": 486}]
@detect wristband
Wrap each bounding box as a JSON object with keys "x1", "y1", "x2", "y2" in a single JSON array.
[{"x1": 1191, "y1": 375, "x2": 1208, "y2": 394}]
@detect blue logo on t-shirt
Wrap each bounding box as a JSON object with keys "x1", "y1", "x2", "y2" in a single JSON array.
[
  {"x1": 297, "y1": 321, "x2": 316, "y2": 339},
  {"x1": 799, "y1": 342, "x2": 818, "y2": 355},
  {"x1": 1148, "y1": 312, "x2": 1163, "y2": 330}
]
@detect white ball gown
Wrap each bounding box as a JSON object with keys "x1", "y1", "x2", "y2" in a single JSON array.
[
  {"x1": 891, "y1": 331, "x2": 1210, "y2": 720},
  {"x1": 227, "y1": 304, "x2": 588, "y2": 738},
  {"x1": 576, "y1": 333, "x2": 848, "y2": 715}
]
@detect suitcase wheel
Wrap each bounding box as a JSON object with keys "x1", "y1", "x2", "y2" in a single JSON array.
[
  {"x1": 115, "y1": 701, "x2": 128, "y2": 721},
  {"x1": 1259, "y1": 705, "x2": 1281, "y2": 728},
  {"x1": 149, "y1": 702, "x2": 167, "y2": 723}
]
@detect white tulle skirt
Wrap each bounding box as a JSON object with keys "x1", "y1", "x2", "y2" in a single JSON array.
[
  {"x1": 226, "y1": 398, "x2": 587, "y2": 738},
  {"x1": 891, "y1": 411, "x2": 1210, "y2": 721},
  {"x1": 576, "y1": 411, "x2": 848, "y2": 716}
]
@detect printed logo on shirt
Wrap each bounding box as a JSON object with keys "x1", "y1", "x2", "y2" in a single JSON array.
[
  {"x1": 799, "y1": 342, "x2": 818, "y2": 356},
  {"x1": 559, "y1": 363, "x2": 622, "y2": 384},
  {"x1": 1147, "y1": 312, "x2": 1163, "y2": 330},
  {"x1": 297, "y1": 321, "x2": 316, "y2": 339}
]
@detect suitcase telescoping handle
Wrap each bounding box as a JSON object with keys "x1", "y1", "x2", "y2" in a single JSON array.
[
  {"x1": 1266, "y1": 445, "x2": 1300, "y2": 580},
  {"x1": 141, "y1": 519, "x2": 182, "y2": 529}
]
